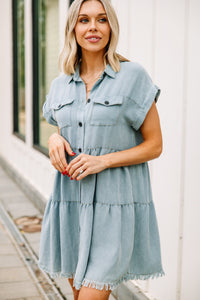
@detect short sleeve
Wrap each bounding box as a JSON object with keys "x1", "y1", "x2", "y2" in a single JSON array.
[
  {"x1": 128, "y1": 64, "x2": 161, "y2": 131},
  {"x1": 42, "y1": 79, "x2": 58, "y2": 126}
]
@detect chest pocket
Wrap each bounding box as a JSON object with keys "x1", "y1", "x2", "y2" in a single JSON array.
[
  {"x1": 52, "y1": 98, "x2": 75, "y2": 128},
  {"x1": 90, "y1": 96, "x2": 123, "y2": 126}
]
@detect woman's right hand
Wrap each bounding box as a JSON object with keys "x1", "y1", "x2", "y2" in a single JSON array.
[{"x1": 48, "y1": 132, "x2": 76, "y2": 174}]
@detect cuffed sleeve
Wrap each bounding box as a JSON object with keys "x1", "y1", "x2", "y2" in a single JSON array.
[
  {"x1": 127, "y1": 64, "x2": 161, "y2": 131},
  {"x1": 42, "y1": 79, "x2": 58, "y2": 126}
]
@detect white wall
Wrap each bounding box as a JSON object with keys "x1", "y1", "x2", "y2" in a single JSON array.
[
  {"x1": 0, "y1": 0, "x2": 200, "y2": 299},
  {"x1": 181, "y1": 1, "x2": 200, "y2": 299},
  {"x1": 111, "y1": 0, "x2": 200, "y2": 299}
]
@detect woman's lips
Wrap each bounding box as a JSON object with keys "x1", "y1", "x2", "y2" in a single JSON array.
[{"x1": 85, "y1": 36, "x2": 101, "y2": 43}]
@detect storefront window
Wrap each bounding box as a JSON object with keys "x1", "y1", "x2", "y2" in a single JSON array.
[{"x1": 33, "y1": 0, "x2": 59, "y2": 153}]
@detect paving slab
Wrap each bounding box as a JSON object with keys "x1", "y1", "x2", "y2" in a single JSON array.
[
  {"x1": 0, "y1": 232, "x2": 11, "y2": 244},
  {"x1": 0, "y1": 281, "x2": 41, "y2": 299},
  {"x1": 29, "y1": 241, "x2": 40, "y2": 256},
  {"x1": 0, "y1": 267, "x2": 32, "y2": 282},
  {"x1": 0, "y1": 243, "x2": 16, "y2": 254},
  {"x1": 0, "y1": 194, "x2": 32, "y2": 204},
  {"x1": 6, "y1": 204, "x2": 40, "y2": 219},
  {"x1": 0, "y1": 254, "x2": 24, "y2": 268},
  {"x1": 23, "y1": 232, "x2": 41, "y2": 243}
]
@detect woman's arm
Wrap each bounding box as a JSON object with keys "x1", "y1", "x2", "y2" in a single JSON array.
[{"x1": 66, "y1": 101, "x2": 162, "y2": 180}]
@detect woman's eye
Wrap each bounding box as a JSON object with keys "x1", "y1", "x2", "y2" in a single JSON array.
[
  {"x1": 99, "y1": 18, "x2": 107, "y2": 23},
  {"x1": 79, "y1": 17, "x2": 107, "y2": 24},
  {"x1": 80, "y1": 18, "x2": 88, "y2": 23}
]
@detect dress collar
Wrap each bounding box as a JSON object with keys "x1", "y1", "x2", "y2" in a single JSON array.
[{"x1": 66, "y1": 61, "x2": 116, "y2": 84}]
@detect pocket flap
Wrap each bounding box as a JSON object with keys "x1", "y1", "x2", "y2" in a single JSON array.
[
  {"x1": 93, "y1": 96, "x2": 123, "y2": 106},
  {"x1": 51, "y1": 98, "x2": 75, "y2": 110}
]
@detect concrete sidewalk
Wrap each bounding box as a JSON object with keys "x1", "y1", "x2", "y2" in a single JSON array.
[
  {"x1": 0, "y1": 216, "x2": 44, "y2": 300},
  {"x1": 0, "y1": 163, "x2": 117, "y2": 300}
]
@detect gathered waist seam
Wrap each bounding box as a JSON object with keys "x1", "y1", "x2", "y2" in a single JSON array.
[{"x1": 50, "y1": 200, "x2": 153, "y2": 206}]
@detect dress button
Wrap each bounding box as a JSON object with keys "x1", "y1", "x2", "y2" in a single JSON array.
[
  {"x1": 87, "y1": 98, "x2": 91, "y2": 103},
  {"x1": 104, "y1": 100, "x2": 109, "y2": 105},
  {"x1": 79, "y1": 122, "x2": 82, "y2": 127},
  {"x1": 78, "y1": 148, "x2": 82, "y2": 153}
]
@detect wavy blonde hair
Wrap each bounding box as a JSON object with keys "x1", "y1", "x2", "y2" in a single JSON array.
[{"x1": 59, "y1": 0, "x2": 129, "y2": 75}]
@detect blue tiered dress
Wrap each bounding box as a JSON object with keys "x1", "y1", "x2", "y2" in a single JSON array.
[{"x1": 38, "y1": 61, "x2": 165, "y2": 291}]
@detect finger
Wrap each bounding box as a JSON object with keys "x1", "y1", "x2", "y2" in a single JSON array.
[
  {"x1": 67, "y1": 157, "x2": 83, "y2": 176},
  {"x1": 70, "y1": 162, "x2": 86, "y2": 178},
  {"x1": 50, "y1": 153, "x2": 63, "y2": 174},
  {"x1": 57, "y1": 146, "x2": 68, "y2": 171},
  {"x1": 76, "y1": 168, "x2": 90, "y2": 181},
  {"x1": 66, "y1": 155, "x2": 82, "y2": 173},
  {"x1": 64, "y1": 140, "x2": 76, "y2": 157},
  {"x1": 52, "y1": 150, "x2": 66, "y2": 174}
]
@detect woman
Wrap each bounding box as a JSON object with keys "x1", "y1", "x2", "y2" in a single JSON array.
[{"x1": 38, "y1": 0, "x2": 165, "y2": 299}]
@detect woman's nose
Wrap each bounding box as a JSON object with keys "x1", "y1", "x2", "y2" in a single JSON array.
[{"x1": 89, "y1": 19, "x2": 97, "y2": 31}]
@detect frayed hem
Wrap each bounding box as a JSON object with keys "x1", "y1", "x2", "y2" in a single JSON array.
[
  {"x1": 73, "y1": 270, "x2": 165, "y2": 291},
  {"x1": 128, "y1": 269, "x2": 165, "y2": 281},
  {"x1": 38, "y1": 262, "x2": 165, "y2": 292},
  {"x1": 38, "y1": 262, "x2": 75, "y2": 279}
]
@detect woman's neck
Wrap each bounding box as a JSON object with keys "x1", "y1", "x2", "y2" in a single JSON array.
[{"x1": 80, "y1": 50, "x2": 106, "y2": 75}]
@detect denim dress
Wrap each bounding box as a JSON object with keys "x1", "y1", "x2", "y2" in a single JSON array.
[{"x1": 38, "y1": 61, "x2": 165, "y2": 291}]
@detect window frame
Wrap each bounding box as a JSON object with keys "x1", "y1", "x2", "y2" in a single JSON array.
[{"x1": 12, "y1": 0, "x2": 26, "y2": 142}]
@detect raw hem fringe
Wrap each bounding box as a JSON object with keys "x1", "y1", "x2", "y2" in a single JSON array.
[
  {"x1": 38, "y1": 263, "x2": 165, "y2": 291},
  {"x1": 38, "y1": 262, "x2": 75, "y2": 279},
  {"x1": 76, "y1": 270, "x2": 165, "y2": 291}
]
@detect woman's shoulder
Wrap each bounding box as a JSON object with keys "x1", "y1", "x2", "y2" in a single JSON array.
[
  {"x1": 50, "y1": 73, "x2": 71, "y2": 88},
  {"x1": 47, "y1": 73, "x2": 71, "y2": 101},
  {"x1": 118, "y1": 61, "x2": 154, "y2": 87},
  {"x1": 119, "y1": 60, "x2": 147, "y2": 75}
]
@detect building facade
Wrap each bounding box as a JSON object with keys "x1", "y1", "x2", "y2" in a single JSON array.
[{"x1": 0, "y1": 0, "x2": 200, "y2": 299}]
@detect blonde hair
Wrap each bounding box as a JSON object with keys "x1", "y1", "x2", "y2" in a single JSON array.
[{"x1": 59, "y1": 0, "x2": 129, "y2": 75}]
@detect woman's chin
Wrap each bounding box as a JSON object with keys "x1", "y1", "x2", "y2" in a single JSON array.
[{"x1": 81, "y1": 46, "x2": 106, "y2": 55}]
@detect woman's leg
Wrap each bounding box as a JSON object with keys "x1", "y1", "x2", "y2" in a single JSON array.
[
  {"x1": 78, "y1": 285, "x2": 112, "y2": 300},
  {"x1": 68, "y1": 278, "x2": 80, "y2": 300}
]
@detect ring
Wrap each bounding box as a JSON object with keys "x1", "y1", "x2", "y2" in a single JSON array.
[{"x1": 79, "y1": 169, "x2": 84, "y2": 174}]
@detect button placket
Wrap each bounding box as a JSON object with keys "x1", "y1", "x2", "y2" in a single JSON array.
[
  {"x1": 76, "y1": 85, "x2": 87, "y2": 154},
  {"x1": 77, "y1": 109, "x2": 84, "y2": 153}
]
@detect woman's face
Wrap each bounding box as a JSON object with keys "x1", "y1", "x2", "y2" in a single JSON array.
[{"x1": 74, "y1": 0, "x2": 111, "y2": 55}]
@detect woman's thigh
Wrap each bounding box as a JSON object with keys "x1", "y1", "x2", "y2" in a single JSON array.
[{"x1": 78, "y1": 285, "x2": 112, "y2": 300}]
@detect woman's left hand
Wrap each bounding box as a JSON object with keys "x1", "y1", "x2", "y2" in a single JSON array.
[{"x1": 65, "y1": 154, "x2": 107, "y2": 180}]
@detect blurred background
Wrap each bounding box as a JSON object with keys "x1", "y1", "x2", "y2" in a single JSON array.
[{"x1": 0, "y1": 0, "x2": 200, "y2": 299}]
